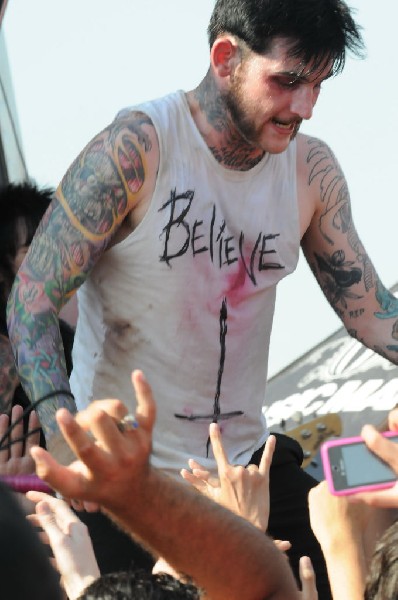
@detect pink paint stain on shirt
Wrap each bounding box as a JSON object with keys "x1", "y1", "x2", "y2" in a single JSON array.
[{"x1": 223, "y1": 258, "x2": 251, "y2": 308}]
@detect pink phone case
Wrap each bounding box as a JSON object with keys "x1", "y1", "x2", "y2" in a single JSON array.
[{"x1": 321, "y1": 431, "x2": 398, "y2": 496}]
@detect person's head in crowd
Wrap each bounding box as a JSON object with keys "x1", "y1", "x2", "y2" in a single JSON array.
[
  {"x1": 80, "y1": 569, "x2": 200, "y2": 599},
  {"x1": 0, "y1": 180, "x2": 53, "y2": 325},
  {"x1": 0, "y1": 481, "x2": 62, "y2": 600},
  {"x1": 364, "y1": 519, "x2": 398, "y2": 600}
]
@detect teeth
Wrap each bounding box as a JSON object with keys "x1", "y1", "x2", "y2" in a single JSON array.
[{"x1": 273, "y1": 120, "x2": 292, "y2": 129}]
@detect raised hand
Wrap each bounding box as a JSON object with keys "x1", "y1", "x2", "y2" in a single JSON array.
[
  {"x1": 181, "y1": 425, "x2": 275, "y2": 532},
  {"x1": 0, "y1": 405, "x2": 40, "y2": 476},
  {"x1": 30, "y1": 370, "x2": 156, "y2": 513},
  {"x1": 309, "y1": 480, "x2": 368, "y2": 600},
  {"x1": 27, "y1": 491, "x2": 100, "y2": 600}
]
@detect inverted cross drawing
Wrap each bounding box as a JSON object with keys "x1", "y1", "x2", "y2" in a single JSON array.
[{"x1": 175, "y1": 297, "x2": 244, "y2": 456}]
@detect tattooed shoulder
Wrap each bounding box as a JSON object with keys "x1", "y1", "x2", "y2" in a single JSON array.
[
  {"x1": 299, "y1": 135, "x2": 343, "y2": 188},
  {"x1": 299, "y1": 135, "x2": 350, "y2": 238},
  {"x1": 109, "y1": 110, "x2": 156, "y2": 152},
  {"x1": 57, "y1": 110, "x2": 159, "y2": 237}
]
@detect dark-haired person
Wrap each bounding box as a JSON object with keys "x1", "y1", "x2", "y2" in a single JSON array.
[
  {"x1": 7, "y1": 1, "x2": 398, "y2": 596},
  {"x1": 0, "y1": 181, "x2": 74, "y2": 431},
  {"x1": 80, "y1": 571, "x2": 200, "y2": 600}
]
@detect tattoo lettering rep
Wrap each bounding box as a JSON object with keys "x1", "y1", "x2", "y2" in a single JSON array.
[
  {"x1": 349, "y1": 308, "x2": 365, "y2": 319},
  {"x1": 159, "y1": 188, "x2": 284, "y2": 285}
]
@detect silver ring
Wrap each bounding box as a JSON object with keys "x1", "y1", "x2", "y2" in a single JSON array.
[{"x1": 117, "y1": 414, "x2": 139, "y2": 433}]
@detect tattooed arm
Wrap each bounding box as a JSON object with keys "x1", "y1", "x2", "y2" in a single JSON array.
[
  {"x1": 299, "y1": 135, "x2": 398, "y2": 365},
  {"x1": 6, "y1": 112, "x2": 158, "y2": 462}
]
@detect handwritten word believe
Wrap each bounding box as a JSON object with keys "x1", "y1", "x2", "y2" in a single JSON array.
[{"x1": 159, "y1": 189, "x2": 285, "y2": 285}]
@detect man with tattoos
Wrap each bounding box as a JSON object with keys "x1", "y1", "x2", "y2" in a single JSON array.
[{"x1": 7, "y1": 0, "x2": 397, "y2": 597}]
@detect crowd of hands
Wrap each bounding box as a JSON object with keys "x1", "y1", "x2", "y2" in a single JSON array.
[{"x1": 1, "y1": 370, "x2": 398, "y2": 600}]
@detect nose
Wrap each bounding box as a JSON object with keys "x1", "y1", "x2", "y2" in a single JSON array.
[{"x1": 290, "y1": 86, "x2": 317, "y2": 120}]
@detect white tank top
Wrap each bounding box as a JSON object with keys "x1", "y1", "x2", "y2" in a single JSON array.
[{"x1": 71, "y1": 90, "x2": 300, "y2": 477}]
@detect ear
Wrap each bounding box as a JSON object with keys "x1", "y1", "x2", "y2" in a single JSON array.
[{"x1": 211, "y1": 36, "x2": 241, "y2": 79}]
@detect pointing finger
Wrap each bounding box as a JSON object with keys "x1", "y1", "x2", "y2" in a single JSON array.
[
  {"x1": 131, "y1": 370, "x2": 156, "y2": 433},
  {"x1": 209, "y1": 423, "x2": 229, "y2": 472},
  {"x1": 258, "y1": 434, "x2": 276, "y2": 475}
]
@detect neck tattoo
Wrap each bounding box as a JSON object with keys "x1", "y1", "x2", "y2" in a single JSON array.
[{"x1": 194, "y1": 79, "x2": 265, "y2": 171}]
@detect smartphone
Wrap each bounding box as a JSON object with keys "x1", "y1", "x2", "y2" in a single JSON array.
[{"x1": 321, "y1": 431, "x2": 398, "y2": 496}]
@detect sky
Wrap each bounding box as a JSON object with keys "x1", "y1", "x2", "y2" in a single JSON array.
[{"x1": 2, "y1": 0, "x2": 398, "y2": 377}]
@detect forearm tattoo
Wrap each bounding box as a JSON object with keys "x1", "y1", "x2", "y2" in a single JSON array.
[
  {"x1": 306, "y1": 137, "x2": 398, "y2": 362},
  {"x1": 7, "y1": 112, "x2": 151, "y2": 439},
  {"x1": 307, "y1": 138, "x2": 375, "y2": 308}
]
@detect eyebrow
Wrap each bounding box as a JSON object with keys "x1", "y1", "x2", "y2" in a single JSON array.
[{"x1": 274, "y1": 69, "x2": 332, "y2": 84}]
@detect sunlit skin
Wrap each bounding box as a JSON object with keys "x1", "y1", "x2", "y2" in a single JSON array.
[
  {"x1": 222, "y1": 39, "x2": 327, "y2": 153},
  {"x1": 188, "y1": 37, "x2": 330, "y2": 168}
]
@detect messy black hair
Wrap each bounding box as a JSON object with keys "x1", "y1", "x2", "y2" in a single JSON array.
[
  {"x1": 208, "y1": 0, "x2": 364, "y2": 77},
  {"x1": 80, "y1": 569, "x2": 200, "y2": 599}
]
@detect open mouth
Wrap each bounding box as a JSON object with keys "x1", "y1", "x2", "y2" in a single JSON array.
[{"x1": 271, "y1": 118, "x2": 297, "y2": 131}]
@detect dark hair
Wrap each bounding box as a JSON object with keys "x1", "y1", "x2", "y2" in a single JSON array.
[
  {"x1": 364, "y1": 520, "x2": 398, "y2": 599},
  {"x1": 208, "y1": 0, "x2": 364, "y2": 77},
  {"x1": 79, "y1": 569, "x2": 200, "y2": 599},
  {"x1": 0, "y1": 180, "x2": 53, "y2": 328}
]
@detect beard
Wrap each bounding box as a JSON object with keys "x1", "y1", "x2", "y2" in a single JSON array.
[
  {"x1": 222, "y1": 75, "x2": 302, "y2": 150},
  {"x1": 222, "y1": 80, "x2": 262, "y2": 147}
]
